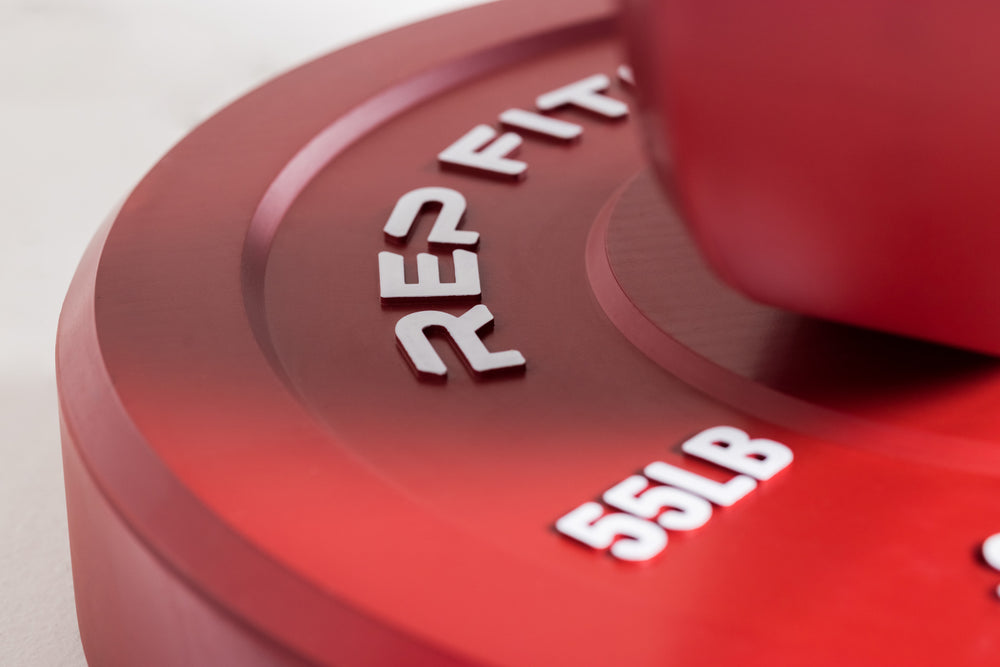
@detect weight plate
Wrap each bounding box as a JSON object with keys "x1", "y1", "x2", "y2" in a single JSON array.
[{"x1": 57, "y1": 1, "x2": 1000, "y2": 665}]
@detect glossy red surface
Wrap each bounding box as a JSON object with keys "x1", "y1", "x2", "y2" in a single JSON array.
[
  {"x1": 623, "y1": 0, "x2": 1000, "y2": 356},
  {"x1": 58, "y1": 1, "x2": 1000, "y2": 664}
]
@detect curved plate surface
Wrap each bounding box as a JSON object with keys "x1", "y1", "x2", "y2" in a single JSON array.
[{"x1": 58, "y1": 1, "x2": 1000, "y2": 664}]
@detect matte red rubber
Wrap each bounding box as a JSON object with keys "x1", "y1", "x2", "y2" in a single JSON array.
[{"x1": 58, "y1": 1, "x2": 1000, "y2": 665}]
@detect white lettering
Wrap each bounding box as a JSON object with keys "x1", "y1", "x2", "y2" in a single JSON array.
[
  {"x1": 395, "y1": 304, "x2": 526, "y2": 378},
  {"x1": 499, "y1": 108, "x2": 583, "y2": 141},
  {"x1": 682, "y1": 426, "x2": 793, "y2": 481},
  {"x1": 536, "y1": 74, "x2": 629, "y2": 119},
  {"x1": 617, "y1": 64, "x2": 635, "y2": 88},
  {"x1": 379, "y1": 250, "x2": 481, "y2": 303},
  {"x1": 555, "y1": 427, "x2": 793, "y2": 562},
  {"x1": 603, "y1": 475, "x2": 712, "y2": 531},
  {"x1": 383, "y1": 187, "x2": 478, "y2": 248},
  {"x1": 643, "y1": 461, "x2": 757, "y2": 507},
  {"x1": 983, "y1": 534, "x2": 1000, "y2": 597},
  {"x1": 438, "y1": 125, "x2": 527, "y2": 179},
  {"x1": 556, "y1": 502, "x2": 667, "y2": 562}
]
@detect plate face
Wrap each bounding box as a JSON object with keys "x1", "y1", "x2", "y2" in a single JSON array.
[{"x1": 58, "y1": 1, "x2": 1000, "y2": 665}]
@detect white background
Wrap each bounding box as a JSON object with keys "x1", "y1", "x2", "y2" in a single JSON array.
[{"x1": 0, "y1": 1, "x2": 484, "y2": 663}]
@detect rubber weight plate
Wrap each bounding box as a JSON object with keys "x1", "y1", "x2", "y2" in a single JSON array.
[{"x1": 56, "y1": 1, "x2": 1000, "y2": 665}]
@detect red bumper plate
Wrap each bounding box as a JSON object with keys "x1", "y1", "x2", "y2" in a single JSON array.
[{"x1": 57, "y1": 1, "x2": 1000, "y2": 664}]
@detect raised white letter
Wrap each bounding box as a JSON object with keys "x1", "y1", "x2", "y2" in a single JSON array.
[
  {"x1": 379, "y1": 250, "x2": 481, "y2": 303},
  {"x1": 395, "y1": 304, "x2": 526, "y2": 378},
  {"x1": 603, "y1": 475, "x2": 712, "y2": 531},
  {"x1": 556, "y1": 502, "x2": 667, "y2": 562},
  {"x1": 438, "y1": 125, "x2": 526, "y2": 179},
  {"x1": 382, "y1": 187, "x2": 478, "y2": 248},
  {"x1": 499, "y1": 109, "x2": 583, "y2": 141},
  {"x1": 682, "y1": 426, "x2": 793, "y2": 481},
  {"x1": 536, "y1": 74, "x2": 628, "y2": 119},
  {"x1": 643, "y1": 461, "x2": 756, "y2": 508},
  {"x1": 617, "y1": 64, "x2": 636, "y2": 88}
]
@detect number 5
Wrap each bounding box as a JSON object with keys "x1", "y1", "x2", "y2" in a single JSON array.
[
  {"x1": 603, "y1": 475, "x2": 712, "y2": 531},
  {"x1": 555, "y1": 502, "x2": 666, "y2": 562}
]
